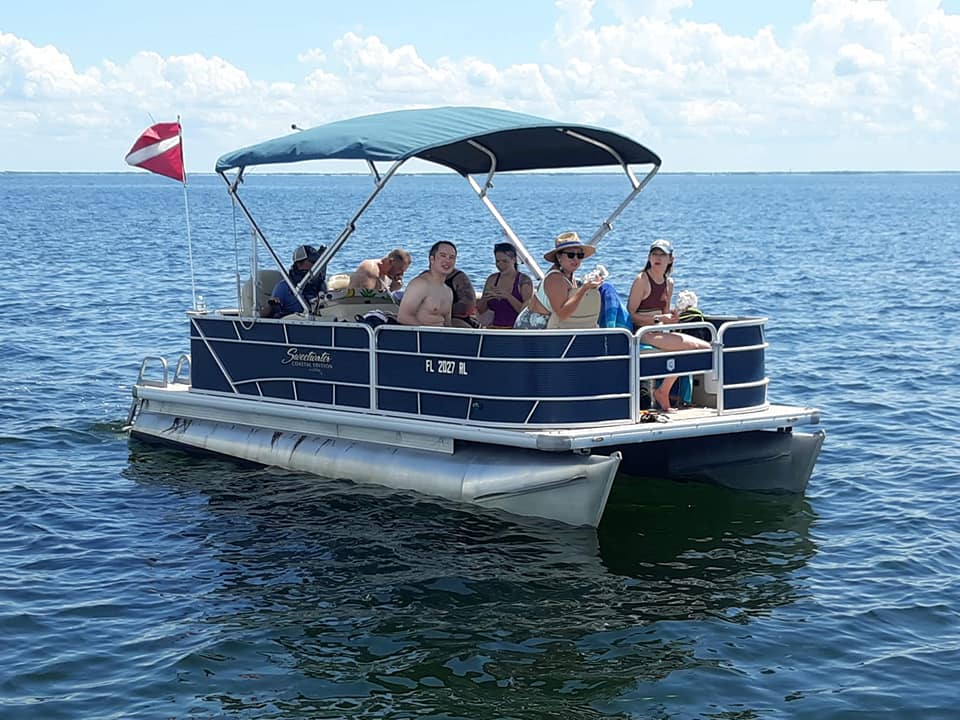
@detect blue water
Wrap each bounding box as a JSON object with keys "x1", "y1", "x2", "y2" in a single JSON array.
[{"x1": 2, "y1": 170, "x2": 959, "y2": 718}]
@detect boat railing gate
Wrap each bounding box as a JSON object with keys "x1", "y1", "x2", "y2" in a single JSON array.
[
  {"x1": 636, "y1": 317, "x2": 770, "y2": 415},
  {"x1": 635, "y1": 320, "x2": 717, "y2": 417},
  {"x1": 634, "y1": 318, "x2": 770, "y2": 415}
]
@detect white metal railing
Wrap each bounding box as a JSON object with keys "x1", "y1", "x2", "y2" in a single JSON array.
[
  {"x1": 162, "y1": 314, "x2": 771, "y2": 427},
  {"x1": 136, "y1": 356, "x2": 169, "y2": 388}
]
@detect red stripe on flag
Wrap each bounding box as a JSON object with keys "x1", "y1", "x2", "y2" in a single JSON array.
[{"x1": 125, "y1": 122, "x2": 185, "y2": 182}]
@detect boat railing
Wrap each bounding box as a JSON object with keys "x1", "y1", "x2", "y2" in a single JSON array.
[
  {"x1": 136, "y1": 355, "x2": 169, "y2": 388},
  {"x1": 634, "y1": 320, "x2": 717, "y2": 417},
  {"x1": 716, "y1": 318, "x2": 770, "y2": 414},
  {"x1": 370, "y1": 324, "x2": 636, "y2": 427},
  {"x1": 183, "y1": 314, "x2": 770, "y2": 427},
  {"x1": 172, "y1": 354, "x2": 192, "y2": 385},
  {"x1": 633, "y1": 317, "x2": 768, "y2": 414}
]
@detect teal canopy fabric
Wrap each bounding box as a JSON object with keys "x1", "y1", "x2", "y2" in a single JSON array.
[{"x1": 215, "y1": 106, "x2": 660, "y2": 174}]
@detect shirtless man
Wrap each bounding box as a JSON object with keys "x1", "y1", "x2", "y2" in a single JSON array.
[
  {"x1": 349, "y1": 248, "x2": 411, "y2": 293},
  {"x1": 397, "y1": 241, "x2": 457, "y2": 327}
]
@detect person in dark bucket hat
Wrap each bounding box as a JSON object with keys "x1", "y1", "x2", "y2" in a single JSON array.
[{"x1": 265, "y1": 244, "x2": 327, "y2": 317}]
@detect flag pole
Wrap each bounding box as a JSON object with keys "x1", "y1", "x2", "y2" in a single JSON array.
[{"x1": 178, "y1": 116, "x2": 200, "y2": 311}]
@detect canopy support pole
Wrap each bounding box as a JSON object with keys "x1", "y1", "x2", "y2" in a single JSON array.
[
  {"x1": 561, "y1": 129, "x2": 661, "y2": 247},
  {"x1": 218, "y1": 171, "x2": 311, "y2": 316},
  {"x1": 303, "y1": 159, "x2": 406, "y2": 292},
  {"x1": 465, "y1": 140, "x2": 545, "y2": 281}
]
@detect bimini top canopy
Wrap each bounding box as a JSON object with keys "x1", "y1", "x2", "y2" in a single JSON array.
[{"x1": 215, "y1": 106, "x2": 660, "y2": 174}]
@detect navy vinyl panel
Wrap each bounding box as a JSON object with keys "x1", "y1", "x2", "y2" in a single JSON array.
[
  {"x1": 637, "y1": 350, "x2": 713, "y2": 377},
  {"x1": 186, "y1": 316, "x2": 769, "y2": 424},
  {"x1": 478, "y1": 333, "x2": 580, "y2": 359},
  {"x1": 377, "y1": 330, "x2": 419, "y2": 353},
  {"x1": 190, "y1": 338, "x2": 233, "y2": 392},
  {"x1": 378, "y1": 389, "x2": 419, "y2": 413},
  {"x1": 296, "y1": 382, "x2": 334, "y2": 405},
  {"x1": 468, "y1": 398, "x2": 536, "y2": 423},
  {"x1": 724, "y1": 385, "x2": 767, "y2": 409},
  {"x1": 420, "y1": 393, "x2": 470, "y2": 420},
  {"x1": 236, "y1": 382, "x2": 260, "y2": 397},
  {"x1": 285, "y1": 324, "x2": 334, "y2": 346},
  {"x1": 334, "y1": 325, "x2": 373, "y2": 349},
  {"x1": 236, "y1": 322, "x2": 288, "y2": 344},
  {"x1": 721, "y1": 324, "x2": 764, "y2": 348},
  {"x1": 193, "y1": 317, "x2": 239, "y2": 340},
  {"x1": 723, "y1": 348, "x2": 766, "y2": 385},
  {"x1": 377, "y1": 355, "x2": 630, "y2": 397},
  {"x1": 207, "y1": 341, "x2": 370, "y2": 385},
  {"x1": 419, "y1": 332, "x2": 481, "y2": 357},
  {"x1": 529, "y1": 397, "x2": 630, "y2": 424},
  {"x1": 335, "y1": 385, "x2": 370, "y2": 408},
  {"x1": 566, "y1": 332, "x2": 631, "y2": 357},
  {"x1": 260, "y1": 380, "x2": 295, "y2": 399}
]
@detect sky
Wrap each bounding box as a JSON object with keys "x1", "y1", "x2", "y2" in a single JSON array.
[{"x1": 1, "y1": 0, "x2": 959, "y2": 173}]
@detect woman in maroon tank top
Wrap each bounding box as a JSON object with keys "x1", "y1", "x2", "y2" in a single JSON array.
[
  {"x1": 627, "y1": 239, "x2": 710, "y2": 412},
  {"x1": 477, "y1": 243, "x2": 533, "y2": 328}
]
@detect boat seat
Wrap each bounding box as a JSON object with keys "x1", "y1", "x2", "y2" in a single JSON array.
[
  {"x1": 314, "y1": 287, "x2": 399, "y2": 322},
  {"x1": 240, "y1": 270, "x2": 283, "y2": 316},
  {"x1": 327, "y1": 273, "x2": 351, "y2": 291}
]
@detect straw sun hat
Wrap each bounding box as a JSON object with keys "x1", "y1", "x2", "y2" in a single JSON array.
[{"x1": 543, "y1": 231, "x2": 596, "y2": 263}]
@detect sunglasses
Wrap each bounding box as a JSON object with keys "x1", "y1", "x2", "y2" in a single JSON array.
[{"x1": 561, "y1": 251, "x2": 586, "y2": 259}]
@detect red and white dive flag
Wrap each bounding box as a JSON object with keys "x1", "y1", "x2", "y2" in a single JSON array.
[{"x1": 124, "y1": 122, "x2": 185, "y2": 182}]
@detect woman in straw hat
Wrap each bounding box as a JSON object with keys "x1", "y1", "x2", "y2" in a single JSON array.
[
  {"x1": 518, "y1": 231, "x2": 604, "y2": 329},
  {"x1": 628, "y1": 239, "x2": 710, "y2": 412}
]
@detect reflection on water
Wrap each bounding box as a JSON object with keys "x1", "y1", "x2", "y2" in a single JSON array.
[
  {"x1": 600, "y1": 477, "x2": 817, "y2": 621},
  {"x1": 123, "y1": 446, "x2": 817, "y2": 718}
]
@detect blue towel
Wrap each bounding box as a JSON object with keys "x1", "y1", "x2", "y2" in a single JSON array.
[
  {"x1": 597, "y1": 283, "x2": 633, "y2": 330},
  {"x1": 657, "y1": 376, "x2": 693, "y2": 405}
]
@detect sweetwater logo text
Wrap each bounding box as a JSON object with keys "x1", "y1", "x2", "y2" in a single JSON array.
[{"x1": 281, "y1": 348, "x2": 334, "y2": 371}]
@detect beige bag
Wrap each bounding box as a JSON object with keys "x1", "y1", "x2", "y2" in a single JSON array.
[{"x1": 546, "y1": 286, "x2": 601, "y2": 329}]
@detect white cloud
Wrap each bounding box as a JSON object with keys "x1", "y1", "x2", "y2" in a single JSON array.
[
  {"x1": 608, "y1": 0, "x2": 693, "y2": 22},
  {"x1": 1, "y1": 1, "x2": 959, "y2": 171},
  {"x1": 553, "y1": 0, "x2": 597, "y2": 37},
  {"x1": 297, "y1": 48, "x2": 327, "y2": 66},
  {"x1": 0, "y1": 32, "x2": 99, "y2": 98},
  {"x1": 834, "y1": 43, "x2": 887, "y2": 74},
  {"x1": 887, "y1": 0, "x2": 943, "y2": 28},
  {"x1": 463, "y1": 59, "x2": 499, "y2": 89}
]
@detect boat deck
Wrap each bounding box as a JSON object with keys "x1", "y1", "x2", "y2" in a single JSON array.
[
  {"x1": 133, "y1": 377, "x2": 818, "y2": 457},
  {"x1": 530, "y1": 403, "x2": 820, "y2": 451}
]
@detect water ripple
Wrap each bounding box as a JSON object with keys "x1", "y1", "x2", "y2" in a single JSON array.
[{"x1": 1, "y1": 172, "x2": 959, "y2": 718}]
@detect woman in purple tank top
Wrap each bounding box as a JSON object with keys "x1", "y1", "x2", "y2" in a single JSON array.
[
  {"x1": 628, "y1": 239, "x2": 710, "y2": 412},
  {"x1": 477, "y1": 243, "x2": 533, "y2": 329}
]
